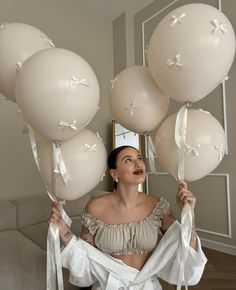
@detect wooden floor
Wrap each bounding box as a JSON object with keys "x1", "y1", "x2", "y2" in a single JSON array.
[{"x1": 160, "y1": 248, "x2": 236, "y2": 290}]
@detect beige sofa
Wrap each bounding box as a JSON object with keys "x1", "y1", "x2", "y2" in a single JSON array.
[{"x1": 0, "y1": 190, "x2": 104, "y2": 290}]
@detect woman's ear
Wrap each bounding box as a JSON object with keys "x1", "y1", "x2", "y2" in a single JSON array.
[{"x1": 110, "y1": 169, "x2": 118, "y2": 181}]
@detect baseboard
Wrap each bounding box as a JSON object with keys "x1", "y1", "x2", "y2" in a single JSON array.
[{"x1": 201, "y1": 238, "x2": 236, "y2": 256}]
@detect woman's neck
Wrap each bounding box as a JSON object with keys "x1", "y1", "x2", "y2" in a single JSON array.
[{"x1": 115, "y1": 184, "x2": 142, "y2": 209}]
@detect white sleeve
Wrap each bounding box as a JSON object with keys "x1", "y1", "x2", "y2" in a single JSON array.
[
  {"x1": 61, "y1": 235, "x2": 97, "y2": 287},
  {"x1": 156, "y1": 222, "x2": 207, "y2": 286}
]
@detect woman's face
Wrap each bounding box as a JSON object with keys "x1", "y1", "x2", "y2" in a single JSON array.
[{"x1": 113, "y1": 147, "x2": 146, "y2": 186}]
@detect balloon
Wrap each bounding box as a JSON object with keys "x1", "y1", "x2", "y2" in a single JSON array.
[
  {"x1": 147, "y1": 3, "x2": 236, "y2": 103},
  {"x1": 15, "y1": 48, "x2": 100, "y2": 141},
  {"x1": 0, "y1": 22, "x2": 54, "y2": 102},
  {"x1": 38, "y1": 129, "x2": 107, "y2": 201},
  {"x1": 109, "y1": 66, "x2": 169, "y2": 134},
  {"x1": 154, "y1": 109, "x2": 226, "y2": 181}
]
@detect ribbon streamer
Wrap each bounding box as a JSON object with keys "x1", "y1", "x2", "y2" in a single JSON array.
[
  {"x1": 174, "y1": 104, "x2": 192, "y2": 290},
  {"x1": 27, "y1": 124, "x2": 70, "y2": 290},
  {"x1": 52, "y1": 142, "x2": 71, "y2": 186},
  {"x1": 144, "y1": 133, "x2": 157, "y2": 173},
  {"x1": 47, "y1": 207, "x2": 72, "y2": 290},
  {"x1": 175, "y1": 104, "x2": 188, "y2": 181}
]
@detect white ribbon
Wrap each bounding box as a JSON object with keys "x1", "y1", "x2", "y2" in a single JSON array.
[
  {"x1": 84, "y1": 143, "x2": 97, "y2": 152},
  {"x1": 177, "y1": 203, "x2": 192, "y2": 290},
  {"x1": 47, "y1": 207, "x2": 72, "y2": 290},
  {"x1": 185, "y1": 144, "x2": 201, "y2": 156},
  {"x1": 27, "y1": 125, "x2": 71, "y2": 290},
  {"x1": 170, "y1": 13, "x2": 186, "y2": 27},
  {"x1": 110, "y1": 76, "x2": 119, "y2": 90},
  {"x1": 124, "y1": 101, "x2": 138, "y2": 116},
  {"x1": 68, "y1": 76, "x2": 89, "y2": 87},
  {"x1": 52, "y1": 142, "x2": 71, "y2": 185},
  {"x1": 210, "y1": 19, "x2": 227, "y2": 34},
  {"x1": 175, "y1": 104, "x2": 188, "y2": 181},
  {"x1": 17, "y1": 108, "x2": 29, "y2": 133},
  {"x1": 57, "y1": 120, "x2": 78, "y2": 131},
  {"x1": 174, "y1": 104, "x2": 192, "y2": 290},
  {"x1": 167, "y1": 54, "x2": 186, "y2": 70},
  {"x1": 144, "y1": 133, "x2": 157, "y2": 173},
  {"x1": 40, "y1": 35, "x2": 55, "y2": 47},
  {"x1": 215, "y1": 144, "x2": 224, "y2": 160}
]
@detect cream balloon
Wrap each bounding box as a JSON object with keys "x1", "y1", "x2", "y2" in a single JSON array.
[
  {"x1": 109, "y1": 66, "x2": 169, "y2": 134},
  {"x1": 147, "y1": 3, "x2": 236, "y2": 103},
  {"x1": 154, "y1": 109, "x2": 226, "y2": 181},
  {"x1": 0, "y1": 22, "x2": 54, "y2": 102},
  {"x1": 15, "y1": 48, "x2": 100, "y2": 141},
  {"x1": 38, "y1": 129, "x2": 107, "y2": 201}
]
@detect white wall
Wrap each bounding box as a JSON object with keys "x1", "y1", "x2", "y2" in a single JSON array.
[{"x1": 0, "y1": 0, "x2": 114, "y2": 200}]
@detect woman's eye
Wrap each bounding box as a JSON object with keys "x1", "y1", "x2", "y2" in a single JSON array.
[
  {"x1": 125, "y1": 158, "x2": 132, "y2": 163},
  {"x1": 138, "y1": 157, "x2": 143, "y2": 161}
]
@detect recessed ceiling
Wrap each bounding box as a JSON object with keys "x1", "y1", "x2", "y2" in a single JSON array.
[{"x1": 78, "y1": 0, "x2": 154, "y2": 20}]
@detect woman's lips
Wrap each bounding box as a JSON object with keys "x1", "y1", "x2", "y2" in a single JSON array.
[{"x1": 133, "y1": 169, "x2": 144, "y2": 175}]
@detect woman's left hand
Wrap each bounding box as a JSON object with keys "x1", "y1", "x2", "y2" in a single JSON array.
[{"x1": 176, "y1": 180, "x2": 196, "y2": 212}]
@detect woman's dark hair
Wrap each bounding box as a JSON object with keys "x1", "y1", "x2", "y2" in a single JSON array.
[{"x1": 108, "y1": 145, "x2": 138, "y2": 190}]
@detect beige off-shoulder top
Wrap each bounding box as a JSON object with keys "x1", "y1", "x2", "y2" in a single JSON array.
[{"x1": 81, "y1": 197, "x2": 170, "y2": 256}]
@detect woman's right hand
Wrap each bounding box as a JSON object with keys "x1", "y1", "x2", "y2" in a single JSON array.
[{"x1": 49, "y1": 202, "x2": 73, "y2": 245}]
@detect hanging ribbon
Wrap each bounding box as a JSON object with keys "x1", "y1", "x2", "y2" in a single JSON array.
[
  {"x1": 52, "y1": 142, "x2": 71, "y2": 185},
  {"x1": 144, "y1": 133, "x2": 157, "y2": 173},
  {"x1": 47, "y1": 207, "x2": 72, "y2": 290},
  {"x1": 175, "y1": 104, "x2": 188, "y2": 181},
  {"x1": 27, "y1": 124, "x2": 71, "y2": 290},
  {"x1": 174, "y1": 103, "x2": 192, "y2": 290}
]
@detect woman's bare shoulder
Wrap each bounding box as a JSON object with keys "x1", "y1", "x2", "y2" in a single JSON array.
[
  {"x1": 141, "y1": 193, "x2": 161, "y2": 206},
  {"x1": 85, "y1": 192, "x2": 114, "y2": 217}
]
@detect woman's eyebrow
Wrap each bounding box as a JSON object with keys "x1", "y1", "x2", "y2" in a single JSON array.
[
  {"x1": 121, "y1": 154, "x2": 142, "y2": 161},
  {"x1": 121, "y1": 155, "x2": 132, "y2": 161}
]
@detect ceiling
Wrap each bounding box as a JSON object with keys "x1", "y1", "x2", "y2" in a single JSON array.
[{"x1": 78, "y1": 0, "x2": 154, "y2": 20}]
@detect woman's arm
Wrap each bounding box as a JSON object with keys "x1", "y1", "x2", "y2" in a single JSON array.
[{"x1": 49, "y1": 202, "x2": 73, "y2": 245}]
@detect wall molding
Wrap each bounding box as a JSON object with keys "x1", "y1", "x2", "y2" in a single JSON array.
[
  {"x1": 201, "y1": 237, "x2": 236, "y2": 256},
  {"x1": 146, "y1": 172, "x2": 232, "y2": 239}
]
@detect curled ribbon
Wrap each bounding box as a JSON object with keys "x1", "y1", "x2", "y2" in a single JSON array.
[{"x1": 58, "y1": 120, "x2": 78, "y2": 131}]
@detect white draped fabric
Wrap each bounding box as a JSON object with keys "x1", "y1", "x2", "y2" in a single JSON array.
[{"x1": 61, "y1": 221, "x2": 207, "y2": 290}]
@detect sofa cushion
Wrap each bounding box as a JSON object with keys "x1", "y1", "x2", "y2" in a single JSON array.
[
  {"x1": 20, "y1": 216, "x2": 83, "y2": 251},
  {"x1": 0, "y1": 230, "x2": 46, "y2": 290},
  {"x1": 12, "y1": 194, "x2": 51, "y2": 229},
  {"x1": 0, "y1": 200, "x2": 17, "y2": 230}
]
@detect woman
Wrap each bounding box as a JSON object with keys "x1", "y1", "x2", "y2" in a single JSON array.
[{"x1": 50, "y1": 145, "x2": 207, "y2": 290}]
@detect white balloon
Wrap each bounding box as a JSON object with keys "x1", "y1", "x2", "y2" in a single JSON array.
[
  {"x1": 0, "y1": 22, "x2": 54, "y2": 102},
  {"x1": 38, "y1": 129, "x2": 107, "y2": 201},
  {"x1": 147, "y1": 3, "x2": 236, "y2": 103},
  {"x1": 109, "y1": 66, "x2": 169, "y2": 134},
  {"x1": 15, "y1": 48, "x2": 100, "y2": 141},
  {"x1": 154, "y1": 109, "x2": 226, "y2": 181}
]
